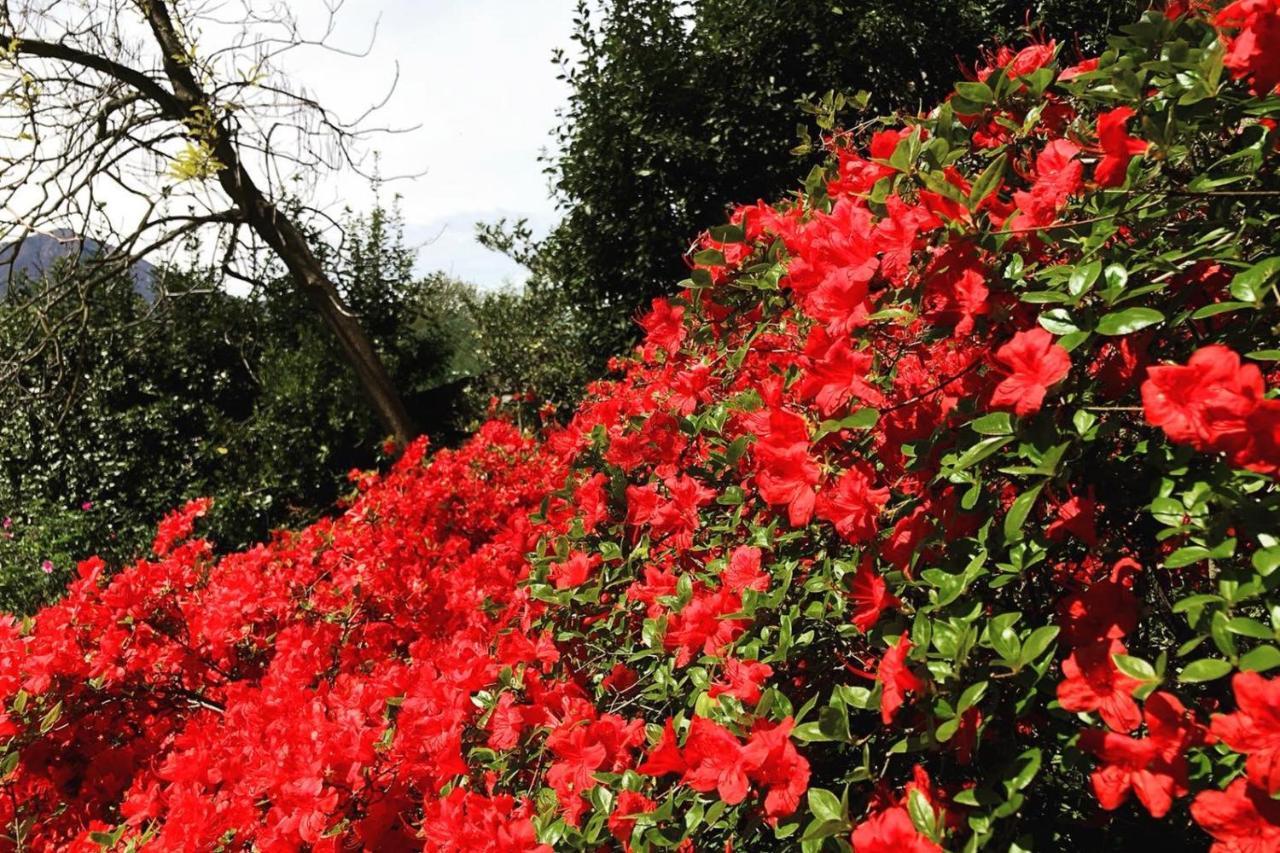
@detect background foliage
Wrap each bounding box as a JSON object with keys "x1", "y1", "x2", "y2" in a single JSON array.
[{"x1": 0, "y1": 205, "x2": 485, "y2": 613}]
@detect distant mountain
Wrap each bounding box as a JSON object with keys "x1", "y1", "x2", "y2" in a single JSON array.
[{"x1": 0, "y1": 229, "x2": 155, "y2": 297}]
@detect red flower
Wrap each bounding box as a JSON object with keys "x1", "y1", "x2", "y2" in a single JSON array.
[
  {"x1": 637, "y1": 720, "x2": 686, "y2": 777},
  {"x1": 816, "y1": 463, "x2": 890, "y2": 544},
  {"x1": 990, "y1": 328, "x2": 1072, "y2": 416},
  {"x1": 1190, "y1": 778, "x2": 1280, "y2": 853},
  {"x1": 851, "y1": 806, "x2": 941, "y2": 853},
  {"x1": 486, "y1": 693, "x2": 529, "y2": 751},
  {"x1": 1142, "y1": 344, "x2": 1280, "y2": 473},
  {"x1": 1056, "y1": 639, "x2": 1142, "y2": 732},
  {"x1": 1210, "y1": 672, "x2": 1280, "y2": 796},
  {"x1": 1141, "y1": 344, "x2": 1259, "y2": 447},
  {"x1": 1079, "y1": 692, "x2": 1202, "y2": 817},
  {"x1": 608, "y1": 790, "x2": 656, "y2": 851},
  {"x1": 664, "y1": 586, "x2": 748, "y2": 666},
  {"x1": 548, "y1": 551, "x2": 601, "y2": 589},
  {"x1": 152, "y1": 497, "x2": 212, "y2": 556},
  {"x1": 1058, "y1": 568, "x2": 1139, "y2": 647},
  {"x1": 882, "y1": 507, "x2": 933, "y2": 574},
  {"x1": 708, "y1": 658, "x2": 773, "y2": 706},
  {"x1": 799, "y1": 328, "x2": 884, "y2": 415},
  {"x1": 721, "y1": 545, "x2": 770, "y2": 593},
  {"x1": 849, "y1": 558, "x2": 900, "y2": 633},
  {"x1": 680, "y1": 717, "x2": 751, "y2": 804},
  {"x1": 877, "y1": 635, "x2": 924, "y2": 724},
  {"x1": 741, "y1": 717, "x2": 810, "y2": 820},
  {"x1": 1045, "y1": 491, "x2": 1098, "y2": 546},
  {"x1": 1093, "y1": 107, "x2": 1149, "y2": 187},
  {"x1": 639, "y1": 297, "x2": 687, "y2": 359},
  {"x1": 755, "y1": 437, "x2": 820, "y2": 527},
  {"x1": 1217, "y1": 0, "x2": 1280, "y2": 95},
  {"x1": 922, "y1": 242, "x2": 989, "y2": 337},
  {"x1": 1010, "y1": 139, "x2": 1082, "y2": 230},
  {"x1": 545, "y1": 724, "x2": 608, "y2": 825}
]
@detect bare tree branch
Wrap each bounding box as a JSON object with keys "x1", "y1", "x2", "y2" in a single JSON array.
[{"x1": 0, "y1": 0, "x2": 419, "y2": 441}]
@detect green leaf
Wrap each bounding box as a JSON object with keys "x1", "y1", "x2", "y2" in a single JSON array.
[
  {"x1": 1038, "y1": 308, "x2": 1080, "y2": 335},
  {"x1": 1190, "y1": 301, "x2": 1255, "y2": 319},
  {"x1": 802, "y1": 818, "x2": 851, "y2": 842},
  {"x1": 951, "y1": 436, "x2": 1014, "y2": 472},
  {"x1": 1003, "y1": 483, "x2": 1045, "y2": 543},
  {"x1": 969, "y1": 412, "x2": 1013, "y2": 436},
  {"x1": 1113, "y1": 653, "x2": 1158, "y2": 682},
  {"x1": 1005, "y1": 748, "x2": 1042, "y2": 793},
  {"x1": 1229, "y1": 257, "x2": 1280, "y2": 303},
  {"x1": 1240, "y1": 645, "x2": 1280, "y2": 673},
  {"x1": 1252, "y1": 546, "x2": 1280, "y2": 577},
  {"x1": 692, "y1": 248, "x2": 726, "y2": 267},
  {"x1": 1165, "y1": 546, "x2": 1211, "y2": 569},
  {"x1": 968, "y1": 153, "x2": 1007, "y2": 208},
  {"x1": 1095, "y1": 307, "x2": 1165, "y2": 336},
  {"x1": 955, "y1": 81, "x2": 994, "y2": 104},
  {"x1": 39, "y1": 700, "x2": 61, "y2": 734},
  {"x1": 807, "y1": 788, "x2": 845, "y2": 823},
  {"x1": 1172, "y1": 593, "x2": 1224, "y2": 613},
  {"x1": 1019, "y1": 626, "x2": 1060, "y2": 668},
  {"x1": 990, "y1": 617, "x2": 1021, "y2": 662},
  {"x1": 1068, "y1": 261, "x2": 1102, "y2": 297},
  {"x1": 907, "y1": 788, "x2": 938, "y2": 839},
  {"x1": 1226, "y1": 617, "x2": 1275, "y2": 640},
  {"x1": 957, "y1": 680, "x2": 988, "y2": 713},
  {"x1": 1178, "y1": 658, "x2": 1233, "y2": 683},
  {"x1": 815, "y1": 408, "x2": 880, "y2": 439}
]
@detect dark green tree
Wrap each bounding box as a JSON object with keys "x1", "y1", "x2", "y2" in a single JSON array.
[{"x1": 0, "y1": 204, "x2": 486, "y2": 613}]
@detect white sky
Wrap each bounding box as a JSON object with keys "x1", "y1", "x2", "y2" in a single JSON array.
[{"x1": 280, "y1": 0, "x2": 579, "y2": 288}]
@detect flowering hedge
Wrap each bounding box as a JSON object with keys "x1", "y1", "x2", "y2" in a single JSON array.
[{"x1": 3, "y1": 3, "x2": 1280, "y2": 851}]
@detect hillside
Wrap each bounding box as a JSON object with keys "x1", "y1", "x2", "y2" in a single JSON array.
[{"x1": 1, "y1": 5, "x2": 1279, "y2": 851}]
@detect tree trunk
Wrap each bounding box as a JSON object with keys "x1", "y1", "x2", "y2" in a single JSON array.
[{"x1": 138, "y1": 0, "x2": 417, "y2": 444}]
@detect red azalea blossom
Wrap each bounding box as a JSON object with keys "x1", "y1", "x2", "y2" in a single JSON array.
[
  {"x1": 1216, "y1": 0, "x2": 1280, "y2": 95},
  {"x1": 851, "y1": 806, "x2": 941, "y2": 853},
  {"x1": 1058, "y1": 567, "x2": 1139, "y2": 647},
  {"x1": 1191, "y1": 778, "x2": 1280, "y2": 853},
  {"x1": 1009, "y1": 138, "x2": 1082, "y2": 230},
  {"x1": 1210, "y1": 672, "x2": 1280, "y2": 796},
  {"x1": 151, "y1": 497, "x2": 212, "y2": 556},
  {"x1": 608, "y1": 790, "x2": 657, "y2": 851},
  {"x1": 1142, "y1": 344, "x2": 1280, "y2": 475},
  {"x1": 722, "y1": 545, "x2": 771, "y2": 593},
  {"x1": 708, "y1": 657, "x2": 774, "y2": 706},
  {"x1": 877, "y1": 635, "x2": 924, "y2": 725},
  {"x1": 990, "y1": 328, "x2": 1072, "y2": 416},
  {"x1": 639, "y1": 297, "x2": 687, "y2": 359},
  {"x1": 1079, "y1": 692, "x2": 1203, "y2": 817},
  {"x1": 1057, "y1": 639, "x2": 1143, "y2": 733},
  {"x1": 849, "y1": 558, "x2": 900, "y2": 633},
  {"x1": 1093, "y1": 106, "x2": 1149, "y2": 187},
  {"x1": 816, "y1": 462, "x2": 890, "y2": 544},
  {"x1": 680, "y1": 717, "x2": 752, "y2": 804},
  {"x1": 549, "y1": 550, "x2": 602, "y2": 589}
]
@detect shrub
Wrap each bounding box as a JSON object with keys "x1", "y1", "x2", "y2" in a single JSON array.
[
  {"x1": 0, "y1": 207, "x2": 487, "y2": 613},
  {"x1": 486, "y1": 0, "x2": 1145, "y2": 384},
  {"x1": 2, "y1": 4, "x2": 1280, "y2": 850}
]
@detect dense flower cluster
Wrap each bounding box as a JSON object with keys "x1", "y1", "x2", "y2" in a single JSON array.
[{"x1": 2, "y1": 3, "x2": 1279, "y2": 851}]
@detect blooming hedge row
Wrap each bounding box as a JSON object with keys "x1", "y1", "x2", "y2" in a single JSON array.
[{"x1": 3, "y1": 2, "x2": 1280, "y2": 850}]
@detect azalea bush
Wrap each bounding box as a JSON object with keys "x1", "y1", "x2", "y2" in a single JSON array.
[{"x1": 3, "y1": 2, "x2": 1280, "y2": 850}]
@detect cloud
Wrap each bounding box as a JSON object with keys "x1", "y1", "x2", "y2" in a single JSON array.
[{"x1": 280, "y1": 0, "x2": 577, "y2": 287}]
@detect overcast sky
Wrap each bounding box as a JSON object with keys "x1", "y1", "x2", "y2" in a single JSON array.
[{"x1": 282, "y1": 0, "x2": 580, "y2": 288}]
